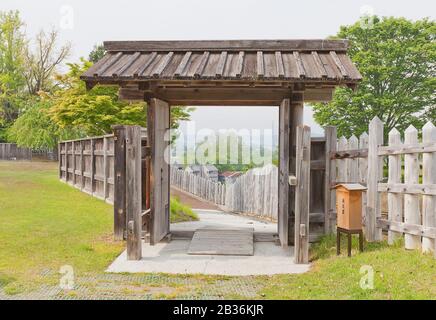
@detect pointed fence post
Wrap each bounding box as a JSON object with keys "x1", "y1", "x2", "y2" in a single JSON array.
[
  {"x1": 366, "y1": 116, "x2": 383, "y2": 242},
  {"x1": 388, "y1": 128, "x2": 403, "y2": 244},
  {"x1": 422, "y1": 122, "x2": 436, "y2": 254},
  {"x1": 404, "y1": 125, "x2": 421, "y2": 250}
]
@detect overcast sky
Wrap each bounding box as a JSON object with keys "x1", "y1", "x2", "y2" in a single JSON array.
[{"x1": 2, "y1": 0, "x2": 434, "y2": 137}]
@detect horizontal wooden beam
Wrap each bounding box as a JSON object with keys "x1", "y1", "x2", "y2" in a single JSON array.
[
  {"x1": 377, "y1": 218, "x2": 436, "y2": 239},
  {"x1": 118, "y1": 86, "x2": 334, "y2": 104},
  {"x1": 104, "y1": 39, "x2": 349, "y2": 52},
  {"x1": 378, "y1": 183, "x2": 436, "y2": 196},
  {"x1": 119, "y1": 87, "x2": 146, "y2": 101},
  {"x1": 331, "y1": 148, "x2": 368, "y2": 159},
  {"x1": 378, "y1": 142, "x2": 436, "y2": 156}
]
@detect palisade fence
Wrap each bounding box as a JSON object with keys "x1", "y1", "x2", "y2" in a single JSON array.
[
  {"x1": 0, "y1": 143, "x2": 32, "y2": 160},
  {"x1": 59, "y1": 134, "x2": 116, "y2": 203},
  {"x1": 170, "y1": 164, "x2": 278, "y2": 220},
  {"x1": 326, "y1": 117, "x2": 436, "y2": 256}
]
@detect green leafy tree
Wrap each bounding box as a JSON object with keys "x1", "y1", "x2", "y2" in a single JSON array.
[
  {"x1": 7, "y1": 97, "x2": 82, "y2": 150},
  {"x1": 49, "y1": 59, "x2": 193, "y2": 136},
  {"x1": 88, "y1": 44, "x2": 105, "y2": 63},
  {"x1": 0, "y1": 10, "x2": 27, "y2": 140},
  {"x1": 313, "y1": 17, "x2": 436, "y2": 138}
]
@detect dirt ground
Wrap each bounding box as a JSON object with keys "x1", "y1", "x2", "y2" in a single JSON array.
[{"x1": 170, "y1": 186, "x2": 221, "y2": 210}]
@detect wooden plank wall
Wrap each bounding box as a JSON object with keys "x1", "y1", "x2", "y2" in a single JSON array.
[
  {"x1": 59, "y1": 135, "x2": 115, "y2": 204},
  {"x1": 0, "y1": 143, "x2": 32, "y2": 161}
]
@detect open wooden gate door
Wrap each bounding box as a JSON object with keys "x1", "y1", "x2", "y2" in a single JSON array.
[{"x1": 148, "y1": 98, "x2": 171, "y2": 245}]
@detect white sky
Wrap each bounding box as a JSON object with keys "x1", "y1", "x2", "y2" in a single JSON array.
[{"x1": 2, "y1": 0, "x2": 434, "y2": 137}]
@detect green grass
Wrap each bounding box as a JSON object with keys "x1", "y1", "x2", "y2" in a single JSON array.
[
  {"x1": 0, "y1": 161, "x2": 434, "y2": 299},
  {"x1": 0, "y1": 161, "x2": 124, "y2": 293},
  {"x1": 170, "y1": 196, "x2": 198, "y2": 223},
  {"x1": 257, "y1": 234, "x2": 436, "y2": 299}
]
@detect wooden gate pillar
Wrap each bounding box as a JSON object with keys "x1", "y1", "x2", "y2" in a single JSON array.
[
  {"x1": 295, "y1": 125, "x2": 311, "y2": 264},
  {"x1": 148, "y1": 98, "x2": 171, "y2": 245},
  {"x1": 113, "y1": 125, "x2": 126, "y2": 241},
  {"x1": 278, "y1": 94, "x2": 304, "y2": 247},
  {"x1": 125, "y1": 126, "x2": 143, "y2": 260}
]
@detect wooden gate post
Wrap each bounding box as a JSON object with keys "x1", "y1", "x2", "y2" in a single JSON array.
[
  {"x1": 125, "y1": 125, "x2": 142, "y2": 260},
  {"x1": 148, "y1": 98, "x2": 171, "y2": 245},
  {"x1": 113, "y1": 125, "x2": 126, "y2": 241},
  {"x1": 278, "y1": 98, "x2": 291, "y2": 247},
  {"x1": 366, "y1": 116, "x2": 383, "y2": 242},
  {"x1": 295, "y1": 125, "x2": 311, "y2": 264},
  {"x1": 324, "y1": 126, "x2": 337, "y2": 233}
]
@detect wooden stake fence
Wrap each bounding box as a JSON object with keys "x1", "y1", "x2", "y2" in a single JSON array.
[{"x1": 327, "y1": 116, "x2": 436, "y2": 257}]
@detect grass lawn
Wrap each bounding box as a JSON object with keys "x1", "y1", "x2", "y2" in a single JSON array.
[
  {"x1": 170, "y1": 196, "x2": 198, "y2": 223},
  {"x1": 0, "y1": 161, "x2": 434, "y2": 299},
  {"x1": 0, "y1": 161, "x2": 124, "y2": 294}
]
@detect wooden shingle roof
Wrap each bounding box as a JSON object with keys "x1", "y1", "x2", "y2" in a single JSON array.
[{"x1": 81, "y1": 40, "x2": 362, "y2": 84}]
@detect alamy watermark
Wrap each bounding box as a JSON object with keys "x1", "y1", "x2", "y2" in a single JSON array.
[
  {"x1": 359, "y1": 5, "x2": 376, "y2": 29},
  {"x1": 59, "y1": 265, "x2": 74, "y2": 290},
  {"x1": 359, "y1": 265, "x2": 374, "y2": 290},
  {"x1": 166, "y1": 122, "x2": 276, "y2": 171},
  {"x1": 59, "y1": 5, "x2": 74, "y2": 30}
]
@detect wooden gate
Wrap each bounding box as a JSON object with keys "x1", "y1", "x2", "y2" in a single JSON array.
[
  {"x1": 148, "y1": 98, "x2": 171, "y2": 245},
  {"x1": 112, "y1": 125, "x2": 151, "y2": 260}
]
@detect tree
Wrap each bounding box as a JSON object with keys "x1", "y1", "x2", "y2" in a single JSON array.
[
  {"x1": 23, "y1": 29, "x2": 71, "y2": 95},
  {"x1": 0, "y1": 10, "x2": 27, "y2": 140},
  {"x1": 7, "y1": 97, "x2": 82, "y2": 150},
  {"x1": 49, "y1": 59, "x2": 193, "y2": 136},
  {"x1": 313, "y1": 17, "x2": 436, "y2": 138},
  {"x1": 88, "y1": 44, "x2": 105, "y2": 63}
]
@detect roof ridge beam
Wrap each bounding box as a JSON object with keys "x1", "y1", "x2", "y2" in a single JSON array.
[{"x1": 103, "y1": 39, "x2": 349, "y2": 52}]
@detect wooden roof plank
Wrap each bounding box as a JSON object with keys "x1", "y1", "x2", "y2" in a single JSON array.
[
  {"x1": 311, "y1": 51, "x2": 327, "y2": 79},
  {"x1": 275, "y1": 51, "x2": 285, "y2": 78},
  {"x1": 330, "y1": 51, "x2": 349, "y2": 78},
  {"x1": 293, "y1": 51, "x2": 306, "y2": 78},
  {"x1": 133, "y1": 52, "x2": 157, "y2": 77},
  {"x1": 95, "y1": 52, "x2": 123, "y2": 76},
  {"x1": 257, "y1": 51, "x2": 264, "y2": 78},
  {"x1": 81, "y1": 40, "x2": 361, "y2": 84},
  {"x1": 234, "y1": 51, "x2": 245, "y2": 78},
  {"x1": 194, "y1": 51, "x2": 210, "y2": 78},
  {"x1": 112, "y1": 52, "x2": 141, "y2": 77},
  {"x1": 174, "y1": 51, "x2": 192, "y2": 77},
  {"x1": 215, "y1": 51, "x2": 228, "y2": 78},
  {"x1": 153, "y1": 52, "x2": 174, "y2": 77}
]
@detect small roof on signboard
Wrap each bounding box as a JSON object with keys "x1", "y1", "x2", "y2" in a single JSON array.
[{"x1": 334, "y1": 183, "x2": 367, "y2": 191}]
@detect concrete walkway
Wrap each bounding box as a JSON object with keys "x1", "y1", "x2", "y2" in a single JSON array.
[{"x1": 107, "y1": 210, "x2": 310, "y2": 276}]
